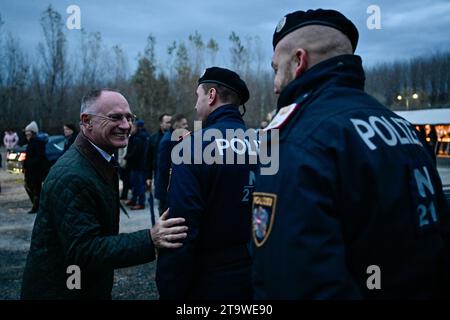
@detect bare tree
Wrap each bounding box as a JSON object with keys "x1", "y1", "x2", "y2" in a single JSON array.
[
  {"x1": 78, "y1": 30, "x2": 103, "y2": 88},
  {"x1": 111, "y1": 45, "x2": 129, "y2": 86},
  {"x1": 0, "y1": 31, "x2": 30, "y2": 130},
  {"x1": 229, "y1": 31, "x2": 248, "y2": 74},
  {"x1": 206, "y1": 38, "x2": 219, "y2": 66},
  {"x1": 188, "y1": 30, "x2": 205, "y2": 75},
  {"x1": 34, "y1": 5, "x2": 69, "y2": 130}
]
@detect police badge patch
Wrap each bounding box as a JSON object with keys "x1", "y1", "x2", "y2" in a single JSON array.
[
  {"x1": 252, "y1": 192, "x2": 277, "y2": 247},
  {"x1": 263, "y1": 103, "x2": 299, "y2": 131}
]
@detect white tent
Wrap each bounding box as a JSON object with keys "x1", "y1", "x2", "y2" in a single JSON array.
[{"x1": 394, "y1": 108, "x2": 450, "y2": 125}]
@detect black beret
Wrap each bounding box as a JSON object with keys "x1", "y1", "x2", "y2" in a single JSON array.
[
  {"x1": 272, "y1": 9, "x2": 359, "y2": 53},
  {"x1": 198, "y1": 67, "x2": 250, "y2": 105}
]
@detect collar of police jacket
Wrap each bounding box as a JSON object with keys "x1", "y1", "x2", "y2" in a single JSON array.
[
  {"x1": 277, "y1": 54, "x2": 365, "y2": 110},
  {"x1": 204, "y1": 104, "x2": 244, "y2": 128}
]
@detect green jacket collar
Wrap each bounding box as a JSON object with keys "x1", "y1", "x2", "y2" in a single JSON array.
[{"x1": 74, "y1": 132, "x2": 117, "y2": 184}]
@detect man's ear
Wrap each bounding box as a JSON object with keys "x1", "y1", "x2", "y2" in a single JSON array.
[
  {"x1": 208, "y1": 88, "x2": 217, "y2": 106},
  {"x1": 294, "y1": 48, "x2": 308, "y2": 78},
  {"x1": 80, "y1": 114, "x2": 92, "y2": 129}
]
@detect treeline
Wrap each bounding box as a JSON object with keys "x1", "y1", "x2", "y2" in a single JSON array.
[
  {"x1": 0, "y1": 6, "x2": 275, "y2": 134},
  {"x1": 365, "y1": 52, "x2": 450, "y2": 110},
  {"x1": 0, "y1": 5, "x2": 449, "y2": 135}
]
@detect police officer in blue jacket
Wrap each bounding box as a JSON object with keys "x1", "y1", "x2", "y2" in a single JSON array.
[
  {"x1": 156, "y1": 67, "x2": 256, "y2": 299},
  {"x1": 252, "y1": 9, "x2": 450, "y2": 299}
]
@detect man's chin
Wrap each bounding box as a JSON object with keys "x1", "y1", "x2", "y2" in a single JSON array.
[{"x1": 113, "y1": 138, "x2": 128, "y2": 148}]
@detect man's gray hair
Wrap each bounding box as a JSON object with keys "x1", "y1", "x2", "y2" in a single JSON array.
[{"x1": 80, "y1": 88, "x2": 120, "y2": 114}]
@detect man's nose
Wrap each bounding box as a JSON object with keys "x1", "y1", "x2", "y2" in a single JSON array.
[{"x1": 119, "y1": 118, "x2": 131, "y2": 129}]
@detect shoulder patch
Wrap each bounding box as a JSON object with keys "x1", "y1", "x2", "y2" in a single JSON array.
[
  {"x1": 263, "y1": 103, "x2": 299, "y2": 131},
  {"x1": 252, "y1": 192, "x2": 277, "y2": 247}
]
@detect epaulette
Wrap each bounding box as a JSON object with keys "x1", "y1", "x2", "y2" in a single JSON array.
[{"x1": 263, "y1": 103, "x2": 299, "y2": 131}]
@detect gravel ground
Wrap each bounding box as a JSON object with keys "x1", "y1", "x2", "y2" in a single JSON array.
[{"x1": 0, "y1": 168, "x2": 160, "y2": 300}]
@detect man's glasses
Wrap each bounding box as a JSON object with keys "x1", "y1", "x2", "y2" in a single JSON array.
[{"x1": 87, "y1": 113, "x2": 137, "y2": 123}]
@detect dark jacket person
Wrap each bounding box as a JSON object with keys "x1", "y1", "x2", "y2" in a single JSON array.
[
  {"x1": 21, "y1": 89, "x2": 187, "y2": 300},
  {"x1": 63, "y1": 124, "x2": 78, "y2": 153},
  {"x1": 252, "y1": 9, "x2": 450, "y2": 299},
  {"x1": 125, "y1": 120, "x2": 150, "y2": 209},
  {"x1": 146, "y1": 114, "x2": 171, "y2": 186},
  {"x1": 23, "y1": 121, "x2": 49, "y2": 214},
  {"x1": 156, "y1": 68, "x2": 255, "y2": 300}
]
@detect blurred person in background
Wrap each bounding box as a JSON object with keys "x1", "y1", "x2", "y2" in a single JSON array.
[
  {"x1": 3, "y1": 128, "x2": 19, "y2": 168},
  {"x1": 22, "y1": 121, "x2": 49, "y2": 214},
  {"x1": 125, "y1": 119, "x2": 150, "y2": 210},
  {"x1": 4, "y1": 128, "x2": 19, "y2": 151},
  {"x1": 146, "y1": 113, "x2": 172, "y2": 216},
  {"x1": 154, "y1": 114, "x2": 188, "y2": 214},
  {"x1": 63, "y1": 124, "x2": 78, "y2": 153}
]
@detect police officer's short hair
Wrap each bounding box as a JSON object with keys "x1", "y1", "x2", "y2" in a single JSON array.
[{"x1": 201, "y1": 83, "x2": 241, "y2": 106}]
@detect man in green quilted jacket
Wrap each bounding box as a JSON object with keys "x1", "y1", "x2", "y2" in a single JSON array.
[{"x1": 21, "y1": 89, "x2": 188, "y2": 299}]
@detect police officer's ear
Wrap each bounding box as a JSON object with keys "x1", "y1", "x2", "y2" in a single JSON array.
[
  {"x1": 294, "y1": 48, "x2": 308, "y2": 78},
  {"x1": 208, "y1": 87, "x2": 217, "y2": 105}
]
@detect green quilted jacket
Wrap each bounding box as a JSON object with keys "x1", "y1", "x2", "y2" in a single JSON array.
[{"x1": 21, "y1": 133, "x2": 155, "y2": 299}]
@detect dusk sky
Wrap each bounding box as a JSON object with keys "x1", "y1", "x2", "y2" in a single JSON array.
[{"x1": 1, "y1": 0, "x2": 450, "y2": 73}]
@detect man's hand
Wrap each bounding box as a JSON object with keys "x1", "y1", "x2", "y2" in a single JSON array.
[{"x1": 150, "y1": 209, "x2": 187, "y2": 249}]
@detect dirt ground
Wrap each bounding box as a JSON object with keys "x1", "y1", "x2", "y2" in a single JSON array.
[{"x1": 0, "y1": 169, "x2": 159, "y2": 300}]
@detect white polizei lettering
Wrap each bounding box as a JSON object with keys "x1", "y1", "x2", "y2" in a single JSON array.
[
  {"x1": 380, "y1": 116, "x2": 409, "y2": 145},
  {"x1": 168, "y1": 121, "x2": 280, "y2": 175},
  {"x1": 350, "y1": 118, "x2": 377, "y2": 150},
  {"x1": 230, "y1": 138, "x2": 247, "y2": 155},
  {"x1": 398, "y1": 119, "x2": 416, "y2": 144},
  {"x1": 390, "y1": 117, "x2": 414, "y2": 144},
  {"x1": 409, "y1": 126, "x2": 422, "y2": 146},
  {"x1": 400, "y1": 118, "x2": 422, "y2": 146},
  {"x1": 368, "y1": 116, "x2": 397, "y2": 146},
  {"x1": 215, "y1": 138, "x2": 230, "y2": 156}
]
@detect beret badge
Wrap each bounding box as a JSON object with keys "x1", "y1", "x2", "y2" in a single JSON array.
[{"x1": 276, "y1": 16, "x2": 286, "y2": 33}]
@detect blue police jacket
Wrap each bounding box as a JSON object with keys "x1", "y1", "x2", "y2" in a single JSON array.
[
  {"x1": 156, "y1": 104, "x2": 256, "y2": 299},
  {"x1": 252, "y1": 54, "x2": 450, "y2": 299}
]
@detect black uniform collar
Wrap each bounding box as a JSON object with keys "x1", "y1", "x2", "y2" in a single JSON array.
[
  {"x1": 204, "y1": 104, "x2": 243, "y2": 128},
  {"x1": 277, "y1": 54, "x2": 365, "y2": 110}
]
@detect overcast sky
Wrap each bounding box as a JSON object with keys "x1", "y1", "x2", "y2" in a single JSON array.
[{"x1": 1, "y1": 0, "x2": 450, "y2": 73}]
